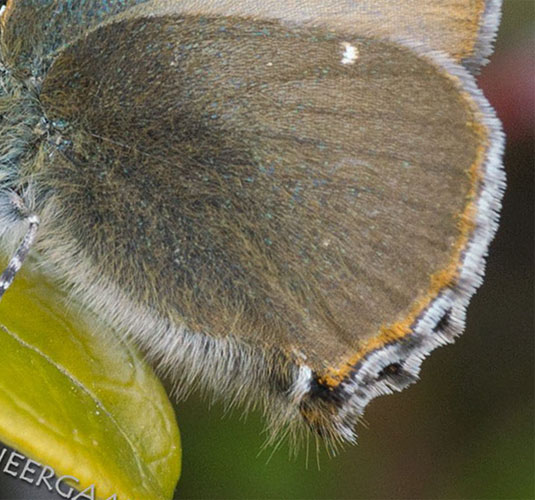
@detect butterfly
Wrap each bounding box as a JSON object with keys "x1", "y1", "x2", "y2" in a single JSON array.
[{"x1": 0, "y1": 0, "x2": 504, "y2": 445}]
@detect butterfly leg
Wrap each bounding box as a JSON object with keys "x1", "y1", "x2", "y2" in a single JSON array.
[{"x1": 0, "y1": 193, "x2": 39, "y2": 300}]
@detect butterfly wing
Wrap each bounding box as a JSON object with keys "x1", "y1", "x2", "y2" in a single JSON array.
[
  {"x1": 2, "y1": 0, "x2": 501, "y2": 73},
  {"x1": 29, "y1": 11, "x2": 505, "y2": 442},
  {"x1": 129, "y1": 0, "x2": 502, "y2": 71},
  {"x1": 1, "y1": 4, "x2": 504, "y2": 441}
]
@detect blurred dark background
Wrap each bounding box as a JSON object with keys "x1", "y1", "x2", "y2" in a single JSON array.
[{"x1": 0, "y1": 1, "x2": 533, "y2": 499}]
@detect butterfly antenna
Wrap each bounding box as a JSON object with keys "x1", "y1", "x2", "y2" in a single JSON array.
[{"x1": 0, "y1": 213, "x2": 40, "y2": 300}]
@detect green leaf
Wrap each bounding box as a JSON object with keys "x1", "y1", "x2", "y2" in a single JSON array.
[{"x1": 0, "y1": 258, "x2": 181, "y2": 500}]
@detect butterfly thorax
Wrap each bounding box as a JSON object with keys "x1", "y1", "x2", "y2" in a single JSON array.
[{"x1": 0, "y1": 61, "x2": 45, "y2": 228}]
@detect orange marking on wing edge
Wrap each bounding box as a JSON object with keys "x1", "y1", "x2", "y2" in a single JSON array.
[{"x1": 319, "y1": 91, "x2": 489, "y2": 388}]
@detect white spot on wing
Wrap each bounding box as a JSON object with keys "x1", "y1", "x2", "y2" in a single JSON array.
[{"x1": 341, "y1": 42, "x2": 358, "y2": 65}]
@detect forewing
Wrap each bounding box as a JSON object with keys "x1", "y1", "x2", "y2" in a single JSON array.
[{"x1": 1, "y1": 0, "x2": 501, "y2": 73}]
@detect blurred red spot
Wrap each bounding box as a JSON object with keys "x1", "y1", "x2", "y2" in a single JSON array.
[{"x1": 479, "y1": 41, "x2": 535, "y2": 142}]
